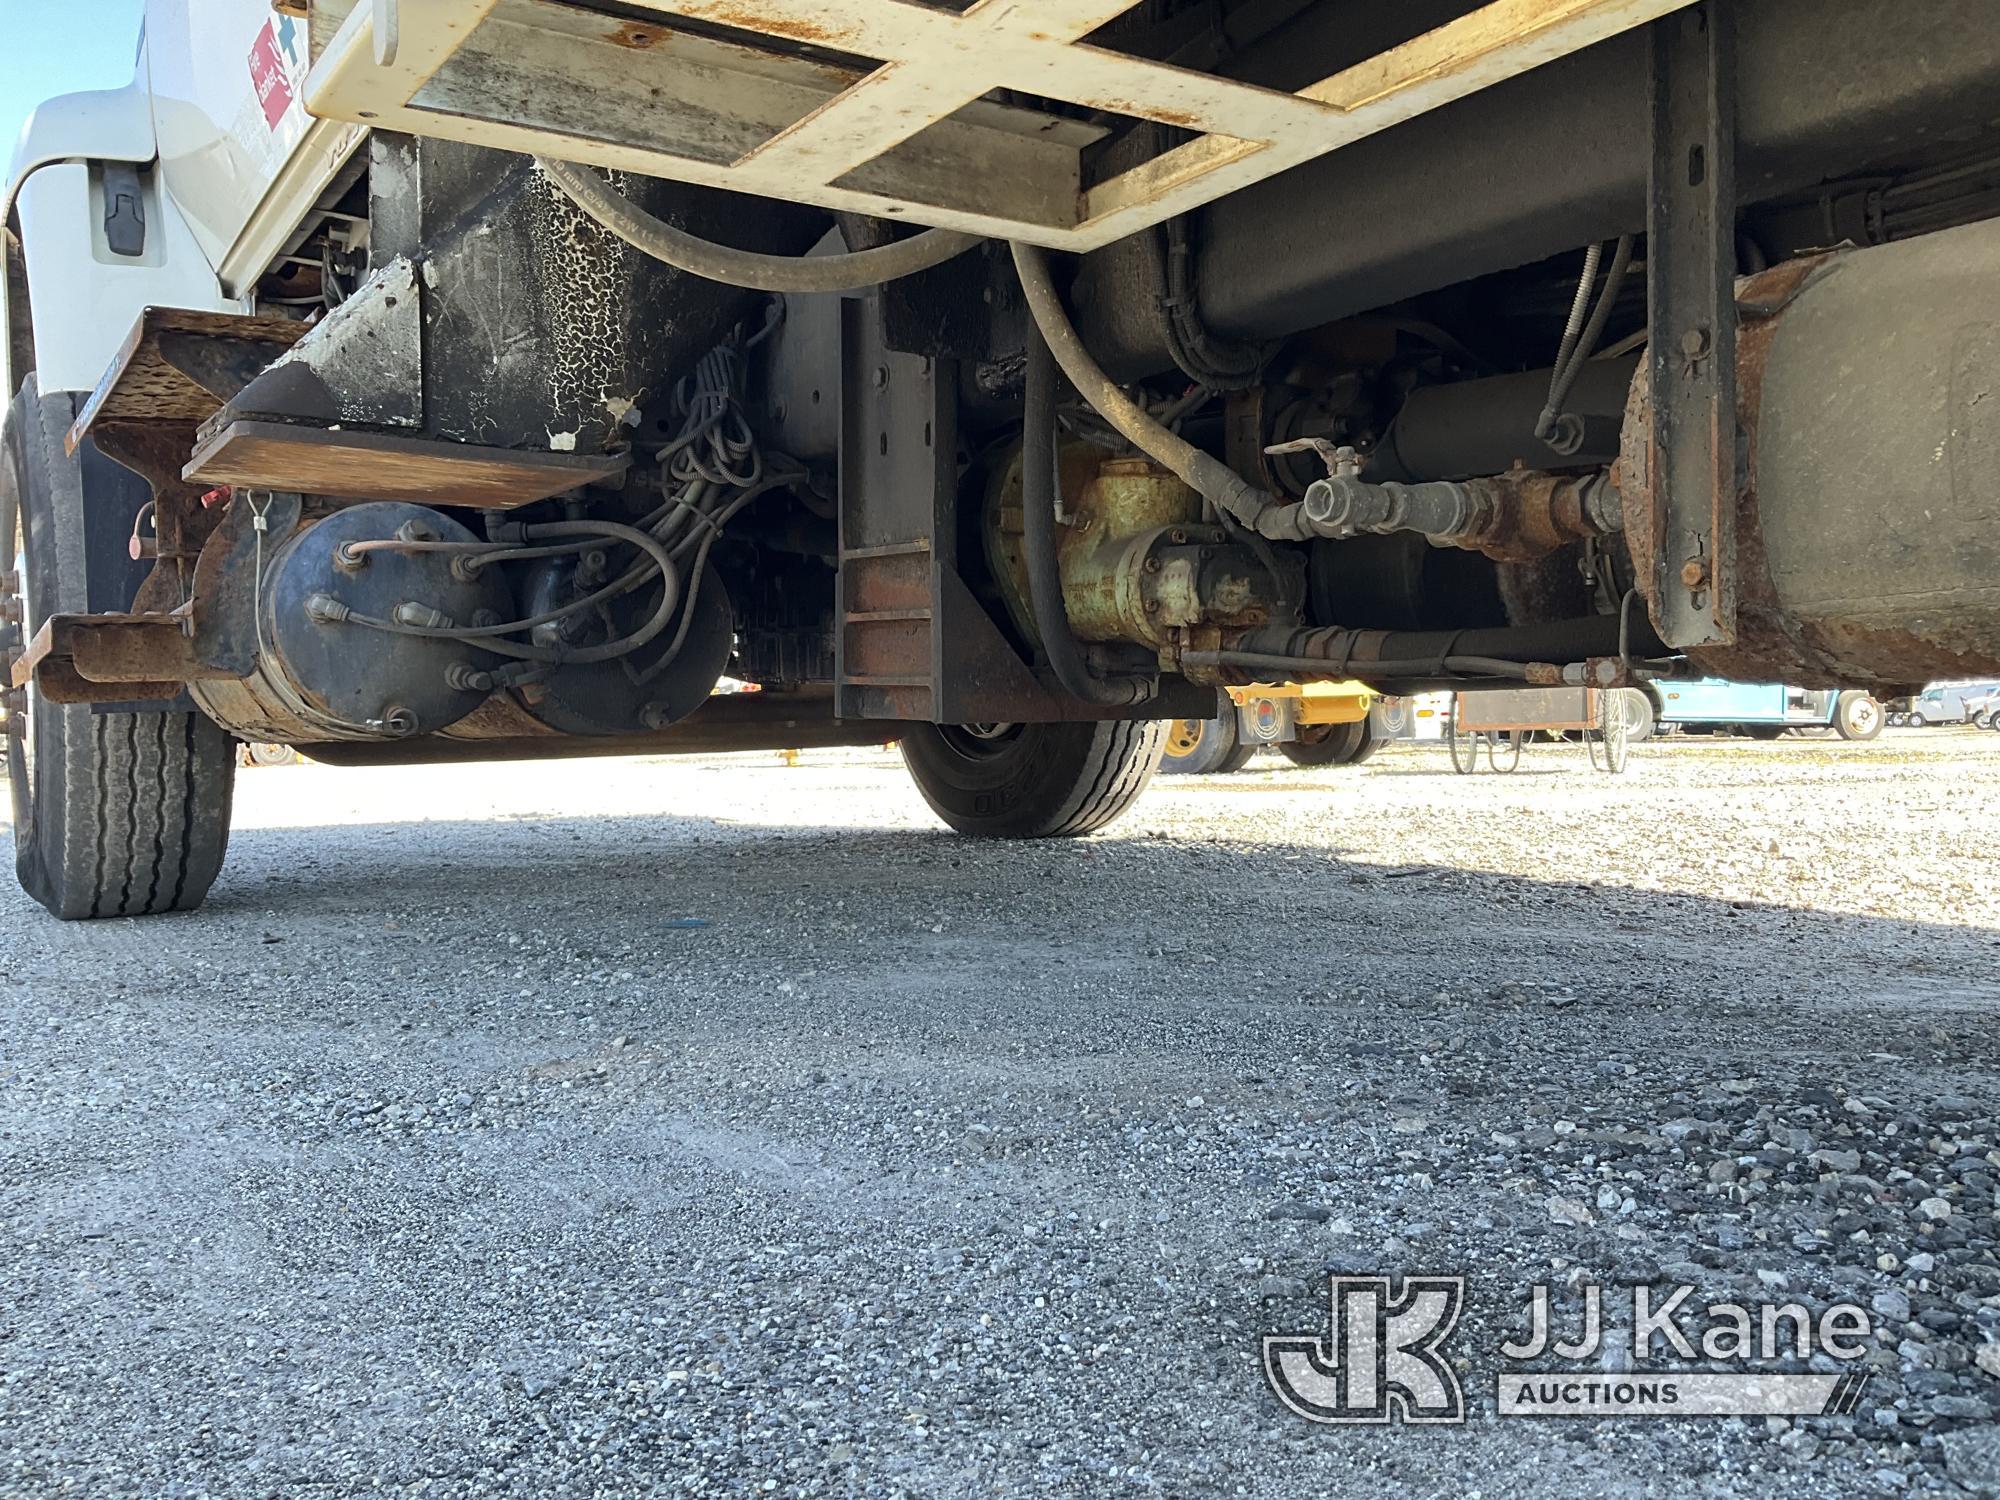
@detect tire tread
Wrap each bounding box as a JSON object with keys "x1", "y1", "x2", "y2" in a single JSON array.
[
  {"x1": 8, "y1": 379, "x2": 235, "y2": 920},
  {"x1": 901, "y1": 718, "x2": 1166, "y2": 839}
]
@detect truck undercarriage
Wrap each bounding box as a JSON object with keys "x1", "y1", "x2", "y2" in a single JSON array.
[{"x1": 1, "y1": 0, "x2": 1997, "y2": 917}]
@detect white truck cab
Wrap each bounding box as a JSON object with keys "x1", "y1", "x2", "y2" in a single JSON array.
[{"x1": 3, "y1": 1, "x2": 366, "y2": 400}]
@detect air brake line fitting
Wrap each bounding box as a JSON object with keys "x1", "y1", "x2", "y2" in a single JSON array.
[
  {"x1": 1275, "y1": 442, "x2": 1625, "y2": 560},
  {"x1": 393, "y1": 602, "x2": 457, "y2": 630},
  {"x1": 305, "y1": 592, "x2": 351, "y2": 624},
  {"x1": 1012, "y1": 242, "x2": 1623, "y2": 561}
]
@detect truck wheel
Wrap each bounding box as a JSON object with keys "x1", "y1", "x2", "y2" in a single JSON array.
[
  {"x1": 1161, "y1": 709, "x2": 1251, "y2": 775},
  {"x1": 900, "y1": 720, "x2": 1166, "y2": 837},
  {"x1": 1833, "y1": 690, "x2": 1884, "y2": 741},
  {"x1": 1215, "y1": 739, "x2": 1258, "y2": 773},
  {"x1": 1279, "y1": 717, "x2": 1376, "y2": 768},
  {"x1": 2, "y1": 381, "x2": 235, "y2": 919}
]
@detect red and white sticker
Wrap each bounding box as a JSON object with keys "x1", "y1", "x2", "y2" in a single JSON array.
[{"x1": 248, "y1": 20, "x2": 295, "y2": 129}]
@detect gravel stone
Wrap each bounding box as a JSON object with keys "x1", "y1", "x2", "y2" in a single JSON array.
[{"x1": 2, "y1": 733, "x2": 1997, "y2": 1498}]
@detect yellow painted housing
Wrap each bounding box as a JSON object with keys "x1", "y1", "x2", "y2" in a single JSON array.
[{"x1": 1225, "y1": 680, "x2": 1376, "y2": 726}]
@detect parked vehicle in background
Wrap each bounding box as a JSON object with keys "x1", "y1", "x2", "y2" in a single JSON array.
[
  {"x1": 1651, "y1": 680, "x2": 1883, "y2": 741},
  {"x1": 1906, "y1": 682, "x2": 2000, "y2": 727},
  {"x1": 1371, "y1": 693, "x2": 1452, "y2": 744},
  {"x1": 1961, "y1": 687, "x2": 2000, "y2": 728},
  {"x1": 1161, "y1": 681, "x2": 1376, "y2": 774}
]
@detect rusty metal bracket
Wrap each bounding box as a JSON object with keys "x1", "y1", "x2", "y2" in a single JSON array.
[
  {"x1": 833, "y1": 296, "x2": 1206, "y2": 723},
  {"x1": 1646, "y1": 0, "x2": 1737, "y2": 648},
  {"x1": 10, "y1": 613, "x2": 238, "y2": 705}
]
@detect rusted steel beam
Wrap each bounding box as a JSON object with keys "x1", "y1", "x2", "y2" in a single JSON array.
[
  {"x1": 1645, "y1": 0, "x2": 1738, "y2": 647},
  {"x1": 295, "y1": 688, "x2": 905, "y2": 765},
  {"x1": 13, "y1": 613, "x2": 239, "y2": 702}
]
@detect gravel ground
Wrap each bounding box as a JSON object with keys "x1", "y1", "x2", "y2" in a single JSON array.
[{"x1": 3, "y1": 727, "x2": 1999, "y2": 1498}]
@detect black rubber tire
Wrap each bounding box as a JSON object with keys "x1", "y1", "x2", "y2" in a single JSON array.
[
  {"x1": 1743, "y1": 724, "x2": 1786, "y2": 741},
  {"x1": 1160, "y1": 709, "x2": 1244, "y2": 776},
  {"x1": 1216, "y1": 739, "x2": 1259, "y2": 774},
  {"x1": 1833, "y1": 690, "x2": 1884, "y2": 741},
  {"x1": 900, "y1": 719, "x2": 1166, "y2": 837},
  {"x1": 1279, "y1": 716, "x2": 1377, "y2": 768},
  {"x1": 3, "y1": 380, "x2": 235, "y2": 919}
]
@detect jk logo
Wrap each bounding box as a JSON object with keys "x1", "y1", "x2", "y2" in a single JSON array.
[{"x1": 1264, "y1": 1275, "x2": 1466, "y2": 1425}]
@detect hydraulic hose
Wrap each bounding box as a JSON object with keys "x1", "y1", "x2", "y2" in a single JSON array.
[
  {"x1": 537, "y1": 157, "x2": 981, "y2": 293},
  {"x1": 1011, "y1": 241, "x2": 1281, "y2": 536},
  {"x1": 1218, "y1": 615, "x2": 1666, "y2": 677},
  {"x1": 1180, "y1": 648, "x2": 1537, "y2": 682},
  {"x1": 1020, "y1": 325, "x2": 1154, "y2": 707},
  {"x1": 1537, "y1": 235, "x2": 1635, "y2": 442},
  {"x1": 1549, "y1": 241, "x2": 1603, "y2": 388}
]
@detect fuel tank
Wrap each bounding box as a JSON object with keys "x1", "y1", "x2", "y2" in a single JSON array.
[{"x1": 1621, "y1": 219, "x2": 2000, "y2": 689}]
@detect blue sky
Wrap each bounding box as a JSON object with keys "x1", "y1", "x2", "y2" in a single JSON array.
[{"x1": 2, "y1": 0, "x2": 146, "y2": 177}]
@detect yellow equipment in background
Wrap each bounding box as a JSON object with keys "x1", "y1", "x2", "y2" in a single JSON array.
[{"x1": 1162, "y1": 681, "x2": 1378, "y2": 776}]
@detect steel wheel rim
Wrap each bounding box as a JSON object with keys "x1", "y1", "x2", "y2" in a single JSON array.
[{"x1": 937, "y1": 722, "x2": 1024, "y2": 761}]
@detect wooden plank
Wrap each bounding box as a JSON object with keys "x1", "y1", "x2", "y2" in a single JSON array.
[
  {"x1": 1078, "y1": 0, "x2": 1700, "y2": 243},
  {"x1": 655, "y1": 0, "x2": 1337, "y2": 143},
  {"x1": 303, "y1": 0, "x2": 1699, "y2": 250},
  {"x1": 730, "y1": 0, "x2": 1136, "y2": 186},
  {"x1": 183, "y1": 420, "x2": 630, "y2": 509},
  {"x1": 67, "y1": 308, "x2": 306, "y2": 454},
  {"x1": 311, "y1": 0, "x2": 1091, "y2": 239},
  {"x1": 405, "y1": 1, "x2": 1089, "y2": 232}
]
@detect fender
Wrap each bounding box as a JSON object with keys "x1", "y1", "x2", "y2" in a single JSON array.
[{"x1": 4, "y1": 78, "x2": 236, "y2": 401}]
